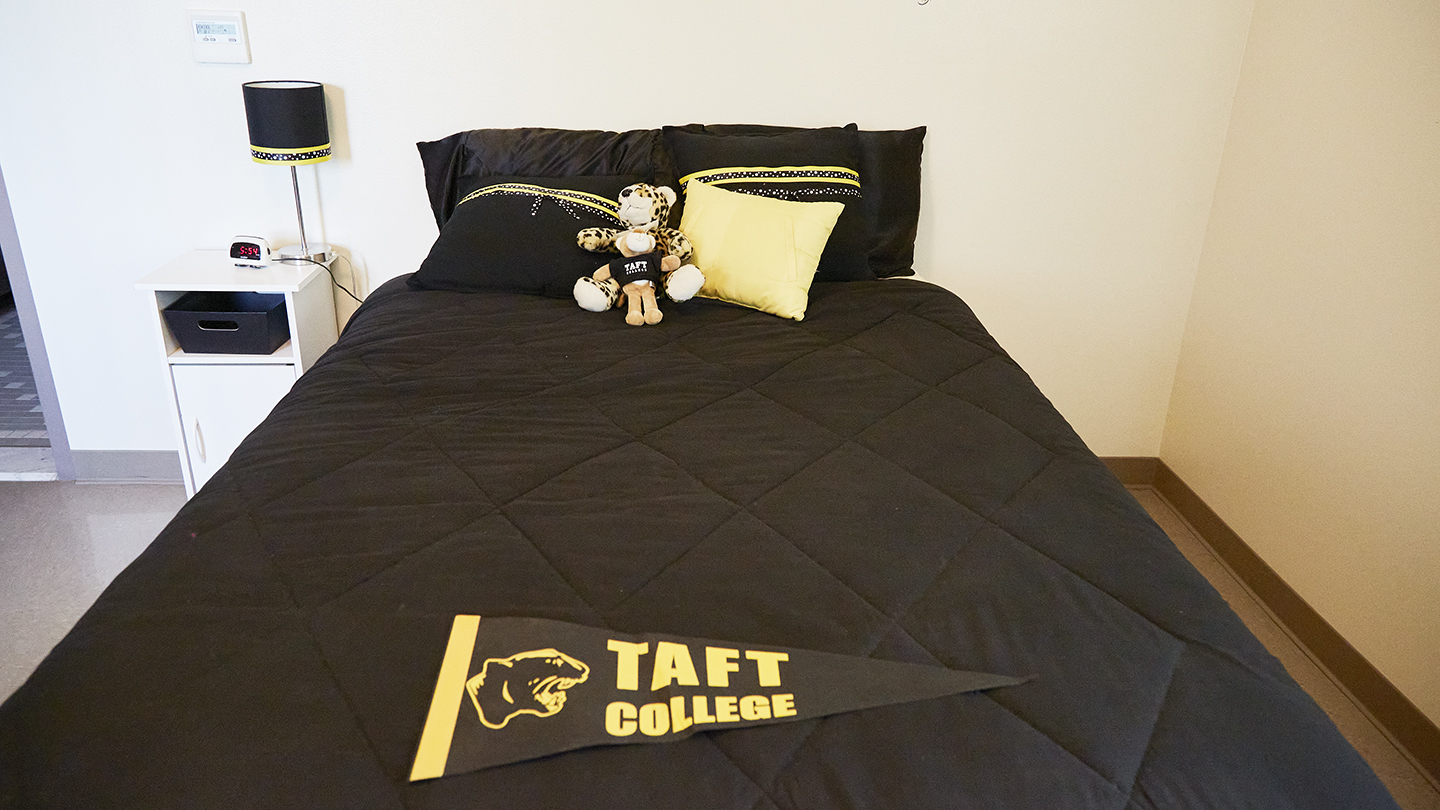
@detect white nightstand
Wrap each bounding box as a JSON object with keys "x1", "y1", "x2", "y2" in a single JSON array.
[{"x1": 136, "y1": 249, "x2": 338, "y2": 497}]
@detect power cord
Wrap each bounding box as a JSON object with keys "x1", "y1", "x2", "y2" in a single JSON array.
[{"x1": 280, "y1": 253, "x2": 364, "y2": 303}]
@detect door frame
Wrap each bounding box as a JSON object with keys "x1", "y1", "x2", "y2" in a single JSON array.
[{"x1": 0, "y1": 162, "x2": 75, "y2": 479}]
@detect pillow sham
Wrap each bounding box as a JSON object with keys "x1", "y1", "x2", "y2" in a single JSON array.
[
  {"x1": 670, "y1": 124, "x2": 925, "y2": 277},
  {"x1": 407, "y1": 174, "x2": 641, "y2": 298},
  {"x1": 416, "y1": 128, "x2": 669, "y2": 228},
  {"x1": 679, "y1": 177, "x2": 844, "y2": 321},
  {"x1": 855, "y1": 126, "x2": 925, "y2": 277},
  {"x1": 662, "y1": 125, "x2": 870, "y2": 283}
]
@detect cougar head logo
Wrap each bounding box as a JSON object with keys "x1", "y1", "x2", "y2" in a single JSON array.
[{"x1": 465, "y1": 649, "x2": 590, "y2": 729}]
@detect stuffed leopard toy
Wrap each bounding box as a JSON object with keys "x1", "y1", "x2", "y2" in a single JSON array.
[{"x1": 574, "y1": 184, "x2": 704, "y2": 322}]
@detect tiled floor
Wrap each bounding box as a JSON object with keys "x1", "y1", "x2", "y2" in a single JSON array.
[
  {"x1": 0, "y1": 481, "x2": 186, "y2": 698},
  {"x1": 0, "y1": 301, "x2": 48, "y2": 445},
  {"x1": 1130, "y1": 487, "x2": 1440, "y2": 810},
  {"x1": 0, "y1": 479, "x2": 1434, "y2": 806},
  {"x1": 0, "y1": 445, "x2": 57, "y2": 481}
]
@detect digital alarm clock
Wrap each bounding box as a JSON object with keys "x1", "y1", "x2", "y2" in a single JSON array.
[{"x1": 230, "y1": 235, "x2": 271, "y2": 268}]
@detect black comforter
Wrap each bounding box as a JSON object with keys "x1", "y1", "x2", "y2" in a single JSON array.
[{"x1": 0, "y1": 278, "x2": 1396, "y2": 809}]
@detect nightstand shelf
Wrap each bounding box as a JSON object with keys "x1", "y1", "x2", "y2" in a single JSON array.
[
  {"x1": 165, "y1": 341, "x2": 296, "y2": 364},
  {"x1": 137, "y1": 250, "x2": 338, "y2": 497}
]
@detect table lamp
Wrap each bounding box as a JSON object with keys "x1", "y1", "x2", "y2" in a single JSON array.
[{"x1": 241, "y1": 80, "x2": 331, "y2": 263}]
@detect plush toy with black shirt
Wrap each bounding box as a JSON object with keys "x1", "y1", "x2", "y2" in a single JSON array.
[
  {"x1": 581, "y1": 228, "x2": 674, "y2": 325},
  {"x1": 574, "y1": 183, "x2": 704, "y2": 324}
]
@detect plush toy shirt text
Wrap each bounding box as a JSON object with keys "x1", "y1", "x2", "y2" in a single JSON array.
[{"x1": 603, "y1": 640, "x2": 795, "y2": 737}]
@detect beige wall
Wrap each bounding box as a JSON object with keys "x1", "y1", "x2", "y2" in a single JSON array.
[
  {"x1": 0, "y1": 0, "x2": 1253, "y2": 456},
  {"x1": 1163, "y1": 0, "x2": 1440, "y2": 724}
]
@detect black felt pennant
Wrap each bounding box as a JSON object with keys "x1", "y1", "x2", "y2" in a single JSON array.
[{"x1": 410, "y1": 616, "x2": 1027, "y2": 780}]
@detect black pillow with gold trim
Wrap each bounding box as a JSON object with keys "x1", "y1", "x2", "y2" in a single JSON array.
[
  {"x1": 662, "y1": 125, "x2": 871, "y2": 282},
  {"x1": 416, "y1": 128, "x2": 669, "y2": 229},
  {"x1": 408, "y1": 175, "x2": 641, "y2": 298},
  {"x1": 668, "y1": 124, "x2": 926, "y2": 278}
]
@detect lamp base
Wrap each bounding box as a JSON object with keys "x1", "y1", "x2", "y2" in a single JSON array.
[{"x1": 276, "y1": 243, "x2": 332, "y2": 264}]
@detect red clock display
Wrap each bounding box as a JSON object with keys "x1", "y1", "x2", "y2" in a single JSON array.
[{"x1": 231, "y1": 242, "x2": 262, "y2": 260}]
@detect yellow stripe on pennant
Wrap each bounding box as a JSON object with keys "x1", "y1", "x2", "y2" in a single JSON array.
[{"x1": 409, "y1": 614, "x2": 483, "y2": 781}]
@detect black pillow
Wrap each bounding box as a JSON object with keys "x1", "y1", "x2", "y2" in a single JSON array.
[
  {"x1": 662, "y1": 125, "x2": 872, "y2": 282},
  {"x1": 416, "y1": 128, "x2": 670, "y2": 229},
  {"x1": 856, "y1": 127, "x2": 925, "y2": 277},
  {"x1": 407, "y1": 175, "x2": 641, "y2": 298},
  {"x1": 671, "y1": 124, "x2": 925, "y2": 278}
]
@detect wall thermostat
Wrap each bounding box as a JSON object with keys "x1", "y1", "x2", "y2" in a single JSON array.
[
  {"x1": 188, "y1": 10, "x2": 251, "y2": 64},
  {"x1": 230, "y1": 235, "x2": 271, "y2": 268}
]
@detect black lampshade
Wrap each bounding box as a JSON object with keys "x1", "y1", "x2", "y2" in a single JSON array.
[{"x1": 242, "y1": 81, "x2": 331, "y2": 165}]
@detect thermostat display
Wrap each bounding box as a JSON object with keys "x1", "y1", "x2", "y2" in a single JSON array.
[
  {"x1": 193, "y1": 21, "x2": 239, "y2": 39},
  {"x1": 188, "y1": 10, "x2": 251, "y2": 64}
]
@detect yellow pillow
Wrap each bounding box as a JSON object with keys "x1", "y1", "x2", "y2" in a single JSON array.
[{"x1": 678, "y1": 180, "x2": 845, "y2": 321}]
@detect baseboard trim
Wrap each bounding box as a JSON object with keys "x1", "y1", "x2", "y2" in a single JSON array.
[
  {"x1": 1101, "y1": 456, "x2": 1440, "y2": 784},
  {"x1": 71, "y1": 450, "x2": 184, "y2": 483},
  {"x1": 1096, "y1": 456, "x2": 1159, "y2": 486}
]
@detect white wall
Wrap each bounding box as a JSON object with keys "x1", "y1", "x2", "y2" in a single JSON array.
[
  {"x1": 0, "y1": 0, "x2": 1254, "y2": 456},
  {"x1": 1164, "y1": 0, "x2": 1440, "y2": 724}
]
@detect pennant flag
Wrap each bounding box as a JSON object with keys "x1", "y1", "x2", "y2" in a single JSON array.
[{"x1": 410, "y1": 616, "x2": 1028, "y2": 781}]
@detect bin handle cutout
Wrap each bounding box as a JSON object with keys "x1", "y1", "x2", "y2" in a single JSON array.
[{"x1": 198, "y1": 320, "x2": 240, "y2": 331}]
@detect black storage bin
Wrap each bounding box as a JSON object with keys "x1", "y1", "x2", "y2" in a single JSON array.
[{"x1": 163, "y1": 291, "x2": 290, "y2": 354}]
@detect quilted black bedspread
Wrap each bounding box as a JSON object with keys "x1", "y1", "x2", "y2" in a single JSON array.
[{"x1": 0, "y1": 279, "x2": 1396, "y2": 809}]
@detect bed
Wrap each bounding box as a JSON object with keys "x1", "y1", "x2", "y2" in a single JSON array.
[{"x1": 0, "y1": 125, "x2": 1399, "y2": 809}]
